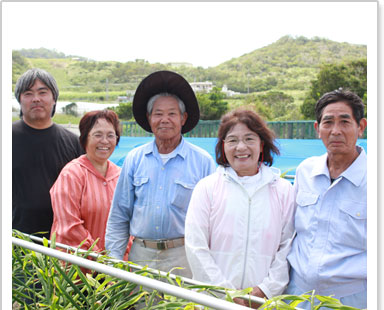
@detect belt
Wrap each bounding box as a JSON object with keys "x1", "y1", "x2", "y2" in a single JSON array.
[{"x1": 134, "y1": 237, "x2": 185, "y2": 250}]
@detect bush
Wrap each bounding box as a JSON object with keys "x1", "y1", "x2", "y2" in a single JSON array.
[
  {"x1": 12, "y1": 231, "x2": 361, "y2": 310},
  {"x1": 110, "y1": 102, "x2": 133, "y2": 120},
  {"x1": 62, "y1": 102, "x2": 79, "y2": 117},
  {"x1": 59, "y1": 91, "x2": 126, "y2": 102},
  {"x1": 197, "y1": 87, "x2": 228, "y2": 120}
]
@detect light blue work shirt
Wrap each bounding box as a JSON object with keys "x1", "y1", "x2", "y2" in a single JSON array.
[
  {"x1": 287, "y1": 146, "x2": 367, "y2": 299},
  {"x1": 105, "y1": 137, "x2": 216, "y2": 260}
]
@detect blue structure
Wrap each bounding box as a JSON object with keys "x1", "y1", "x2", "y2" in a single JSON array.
[{"x1": 110, "y1": 137, "x2": 367, "y2": 178}]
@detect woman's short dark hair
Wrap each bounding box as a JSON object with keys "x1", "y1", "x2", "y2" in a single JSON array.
[
  {"x1": 15, "y1": 68, "x2": 59, "y2": 117},
  {"x1": 315, "y1": 89, "x2": 365, "y2": 124},
  {"x1": 215, "y1": 109, "x2": 280, "y2": 167},
  {"x1": 79, "y1": 110, "x2": 121, "y2": 150}
]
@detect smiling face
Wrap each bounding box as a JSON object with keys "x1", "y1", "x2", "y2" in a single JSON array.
[
  {"x1": 315, "y1": 101, "x2": 366, "y2": 158},
  {"x1": 223, "y1": 122, "x2": 263, "y2": 177},
  {"x1": 147, "y1": 95, "x2": 187, "y2": 142},
  {"x1": 86, "y1": 118, "x2": 117, "y2": 165},
  {"x1": 19, "y1": 79, "x2": 55, "y2": 128}
]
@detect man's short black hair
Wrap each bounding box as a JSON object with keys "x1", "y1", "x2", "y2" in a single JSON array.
[{"x1": 315, "y1": 89, "x2": 365, "y2": 124}]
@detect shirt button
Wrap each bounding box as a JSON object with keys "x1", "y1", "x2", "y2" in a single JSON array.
[
  {"x1": 356, "y1": 212, "x2": 361, "y2": 217},
  {"x1": 103, "y1": 182, "x2": 107, "y2": 186},
  {"x1": 156, "y1": 206, "x2": 160, "y2": 209},
  {"x1": 156, "y1": 226, "x2": 159, "y2": 230},
  {"x1": 161, "y1": 167, "x2": 165, "y2": 171},
  {"x1": 159, "y1": 186, "x2": 162, "y2": 190}
]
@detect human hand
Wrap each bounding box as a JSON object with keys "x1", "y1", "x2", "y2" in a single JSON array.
[
  {"x1": 233, "y1": 297, "x2": 248, "y2": 307},
  {"x1": 234, "y1": 286, "x2": 266, "y2": 308},
  {"x1": 251, "y1": 286, "x2": 266, "y2": 299}
]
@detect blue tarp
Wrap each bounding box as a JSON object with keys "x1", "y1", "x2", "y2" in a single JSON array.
[{"x1": 110, "y1": 137, "x2": 367, "y2": 177}]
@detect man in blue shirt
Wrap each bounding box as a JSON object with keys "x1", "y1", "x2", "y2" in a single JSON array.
[
  {"x1": 105, "y1": 71, "x2": 216, "y2": 278},
  {"x1": 285, "y1": 89, "x2": 367, "y2": 309}
]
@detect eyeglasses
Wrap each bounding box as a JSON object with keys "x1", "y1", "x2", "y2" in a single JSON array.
[
  {"x1": 223, "y1": 135, "x2": 259, "y2": 147},
  {"x1": 90, "y1": 133, "x2": 117, "y2": 141}
]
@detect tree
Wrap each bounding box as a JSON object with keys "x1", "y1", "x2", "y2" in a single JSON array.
[
  {"x1": 12, "y1": 51, "x2": 30, "y2": 84},
  {"x1": 111, "y1": 102, "x2": 133, "y2": 120},
  {"x1": 244, "y1": 95, "x2": 272, "y2": 120},
  {"x1": 259, "y1": 91, "x2": 294, "y2": 119},
  {"x1": 197, "y1": 87, "x2": 228, "y2": 120},
  {"x1": 18, "y1": 47, "x2": 67, "y2": 59},
  {"x1": 244, "y1": 91, "x2": 294, "y2": 121},
  {"x1": 301, "y1": 58, "x2": 367, "y2": 119},
  {"x1": 62, "y1": 102, "x2": 79, "y2": 116}
]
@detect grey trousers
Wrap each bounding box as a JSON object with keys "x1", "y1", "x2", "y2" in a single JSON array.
[{"x1": 129, "y1": 241, "x2": 193, "y2": 279}]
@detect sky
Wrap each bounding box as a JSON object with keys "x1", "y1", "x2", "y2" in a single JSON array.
[
  {"x1": 1, "y1": 1, "x2": 380, "y2": 309},
  {"x1": 2, "y1": 2, "x2": 376, "y2": 68}
]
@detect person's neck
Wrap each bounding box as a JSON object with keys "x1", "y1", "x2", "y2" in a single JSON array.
[
  {"x1": 156, "y1": 135, "x2": 182, "y2": 154},
  {"x1": 86, "y1": 155, "x2": 108, "y2": 177},
  {"x1": 23, "y1": 117, "x2": 53, "y2": 130},
  {"x1": 327, "y1": 150, "x2": 359, "y2": 179}
]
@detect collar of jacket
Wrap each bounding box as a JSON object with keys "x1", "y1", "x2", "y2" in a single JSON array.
[
  {"x1": 219, "y1": 164, "x2": 280, "y2": 190},
  {"x1": 310, "y1": 145, "x2": 366, "y2": 187},
  {"x1": 77, "y1": 154, "x2": 120, "y2": 181},
  {"x1": 143, "y1": 136, "x2": 187, "y2": 160}
]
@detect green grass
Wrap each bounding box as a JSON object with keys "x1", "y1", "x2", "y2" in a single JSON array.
[
  {"x1": 12, "y1": 114, "x2": 82, "y2": 125},
  {"x1": 52, "y1": 114, "x2": 81, "y2": 125},
  {"x1": 226, "y1": 98, "x2": 246, "y2": 109},
  {"x1": 26, "y1": 58, "x2": 75, "y2": 87},
  {"x1": 59, "y1": 91, "x2": 126, "y2": 102}
]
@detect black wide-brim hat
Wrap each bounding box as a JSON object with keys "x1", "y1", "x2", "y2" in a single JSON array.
[{"x1": 132, "y1": 70, "x2": 200, "y2": 134}]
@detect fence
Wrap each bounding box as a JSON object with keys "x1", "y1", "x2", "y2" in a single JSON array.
[
  {"x1": 268, "y1": 121, "x2": 317, "y2": 139},
  {"x1": 120, "y1": 120, "x2": 220, "y2": 138},
  {"x1": 121, "y1": 120, "x2": 368, "y2": 139}
]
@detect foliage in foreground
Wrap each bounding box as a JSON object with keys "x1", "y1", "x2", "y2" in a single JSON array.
[{"x1": 12, "y1": 231, "x2": 362, "y2": 309}]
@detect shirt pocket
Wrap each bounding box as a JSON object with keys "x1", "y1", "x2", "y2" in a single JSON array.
[
  {"x1": 295, "y1": 191, "x2": 319, "y2": 233},
  {"x1": 171, "y1": 180, "x2": 195, "y2": 210},
  {"x1": 133, "y1": 176, "x2": 149, "y2": 207},
  {"x1": 331, "y1": 201, "x2": 366, "y2": 250}
]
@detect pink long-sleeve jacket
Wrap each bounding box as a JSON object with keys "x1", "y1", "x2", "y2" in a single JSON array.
[
  {"x1": 50, "y1": 155, "x2": 130, "y2": 256},
  {"x1": 185, "y1": 164, "x2": 295, "y2": 298}
]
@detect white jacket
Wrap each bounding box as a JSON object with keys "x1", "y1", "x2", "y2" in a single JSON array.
[{"x1": 185, "y1": 164, "x2": 295, "y2": 298}]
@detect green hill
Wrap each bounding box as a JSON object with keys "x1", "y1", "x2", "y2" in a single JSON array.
[
  {"x1": 12, "y1": 35, "x2": 366, "y2": 120},
  {"x1": 211, "y1": 35, "x2": 366, "y2": 92}
]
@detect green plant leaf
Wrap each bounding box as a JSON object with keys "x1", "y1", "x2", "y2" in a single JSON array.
[
  {"x1": 51, "y1": 259, "x2": 90, "y2": 307},
  {"x1": 53, "y1": 277, "x2": 83, "y2": 310},
  {"x1": 225, "y1": 287, "x2": 253, "y2": 302}
]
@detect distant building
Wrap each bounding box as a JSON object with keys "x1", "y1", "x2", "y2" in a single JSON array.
[
  {"x1": 117, "y1": 96, "x2": 129, "y2": 103},
  {"x1": 117, "y1": 90, "x2": 135, "y2": 103},
  {"x1": 168, "y1": 62, "x2": 193, "y2": 68},
  {"x1": 190, "y1": 81, "x2": 213, "y2": 93},
  {"x1": 221, "y1": 84, "x2": 240, "y2": 97},
  {"x1": 126, "y1": 90, "x2": 135, "y2": 102}
]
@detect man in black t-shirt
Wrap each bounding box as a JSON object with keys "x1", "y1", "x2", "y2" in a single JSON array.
[{"x1": 12, "y1": 68, "x2": 84, "y2": 240}]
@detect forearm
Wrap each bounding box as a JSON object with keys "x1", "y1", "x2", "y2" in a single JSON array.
[{"x1": 105, "y1": 215, "x2": 130, "y2": 259}]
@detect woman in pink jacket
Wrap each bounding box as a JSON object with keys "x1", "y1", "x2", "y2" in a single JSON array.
[
  {"x1": 50, "y1": 110, "x2": 132, "y2": 260},
  {"x1": 185, "y1": 109, "x2": 295, "y2": 307}
]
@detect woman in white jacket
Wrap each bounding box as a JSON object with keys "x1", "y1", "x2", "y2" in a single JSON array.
[{"x1": 185, "y1": 109, "x2": 295, "y2": 307}]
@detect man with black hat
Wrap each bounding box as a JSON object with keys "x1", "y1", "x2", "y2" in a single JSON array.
[{"x1": 105, "y1": 71, "x2": 215, "y2": 277}]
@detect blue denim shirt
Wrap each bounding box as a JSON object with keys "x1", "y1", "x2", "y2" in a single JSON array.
[
  {"x1": 105, "y1": 137, "x2": 216, "y2": 259},
  {"x1": 287, "y1": 146, "x2": 367, "y2": 297}
]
